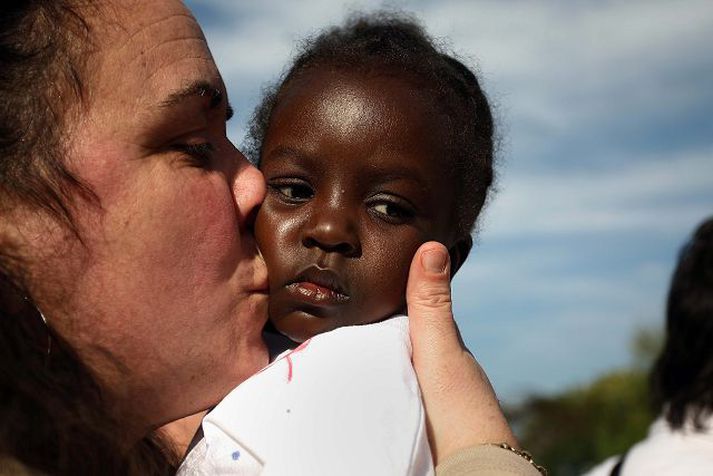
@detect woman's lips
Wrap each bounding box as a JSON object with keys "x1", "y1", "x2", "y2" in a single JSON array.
[{"x1": 286, "y1": 281, "x2": 350, "y2": 306}]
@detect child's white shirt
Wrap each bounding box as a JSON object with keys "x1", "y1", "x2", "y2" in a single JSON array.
[{"x1": 178, "y1": 315, "x2": 433, "y2": 475}]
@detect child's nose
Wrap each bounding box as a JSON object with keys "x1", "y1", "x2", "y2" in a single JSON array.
[{"x1": 301, "y1": 206, "x2": 361, "y2": 257}]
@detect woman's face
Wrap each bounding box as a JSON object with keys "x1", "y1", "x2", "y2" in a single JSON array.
[{"x1": 21, "y1": 0, "x2": 268, "y2": 434}]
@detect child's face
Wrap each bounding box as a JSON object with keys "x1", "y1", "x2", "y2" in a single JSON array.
[{"x1": 255, "y1": 69, "x2": 458, "y2": 342}]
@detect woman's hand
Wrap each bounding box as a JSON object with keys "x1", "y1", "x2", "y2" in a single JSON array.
[{"x1": 407, "y1": 242, "x2": 517, "y2": 465}]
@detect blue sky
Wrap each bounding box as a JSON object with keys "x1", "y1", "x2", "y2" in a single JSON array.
[{"x1": 186, "y1": 0, "x2": 713, "y2": 403}]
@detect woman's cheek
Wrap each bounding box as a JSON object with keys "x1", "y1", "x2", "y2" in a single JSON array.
[{"x1": 170, "y1": 177, "x2": 244, "y2": 279}]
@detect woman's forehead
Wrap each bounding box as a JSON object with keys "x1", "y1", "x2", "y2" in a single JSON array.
[{"x1": 80, "y1": 0, "x2": 220, "y2": 120}]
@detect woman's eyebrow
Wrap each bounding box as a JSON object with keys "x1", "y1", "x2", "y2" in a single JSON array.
[{"x1": 159, "y1": 80, "x2": 233, "y2": 120}]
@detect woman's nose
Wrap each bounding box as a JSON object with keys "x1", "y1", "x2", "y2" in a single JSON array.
[
  {"x1": 302, "y1": 205, "x2": 361, "y2": 257},
  {"x1": 233, "y1": 149, "x2": 266, "y2": 232}
]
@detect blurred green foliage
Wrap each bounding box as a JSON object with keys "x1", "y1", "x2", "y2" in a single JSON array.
[{"x1": 507, "y1": 327, "x2": 663, "y2": 475}]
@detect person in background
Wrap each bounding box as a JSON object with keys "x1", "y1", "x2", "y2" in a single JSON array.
[{"x1": 584, "y1": 216, "x2": 713, "y2": 475}]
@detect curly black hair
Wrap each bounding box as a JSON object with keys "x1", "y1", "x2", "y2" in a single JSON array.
[
  {"x1": 651, "y1": 216, "x2": 713, "y2": 430},
  {"x1": 0, "y1": 0, "x2": 97, "y2": 236},
  {"x1": 245, "y1": 12, "x2": 495, "y2": 238}
]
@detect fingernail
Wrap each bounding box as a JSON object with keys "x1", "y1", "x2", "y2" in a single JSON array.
[{"x1": 422, "y1": 249, "x2": 448, "y2": 274}]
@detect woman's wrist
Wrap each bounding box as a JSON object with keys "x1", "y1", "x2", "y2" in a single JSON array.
[{"x1": 436, "y1": 444, "x2": 546, "y2": 476}]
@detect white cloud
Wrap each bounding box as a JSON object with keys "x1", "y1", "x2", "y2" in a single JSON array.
[
  {"x1": 421, "y1": 1, "x2": 713, "y2": 105},
  {"x1": 482, "y1": 147, "x2": 713, "y2": 238},
  {"x1": 199, "y1": 0, "x2": 387, "y2": 81}
]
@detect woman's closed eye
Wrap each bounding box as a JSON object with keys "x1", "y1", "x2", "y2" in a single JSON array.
[
  {"x1": 171, "y1": 142, "x2": 215, "y2": 168},
  {"x1": 268, "y1": 178, "x2": 314, "y2": 203}
]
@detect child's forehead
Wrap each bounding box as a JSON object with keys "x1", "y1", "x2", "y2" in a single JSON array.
[
  {"x1": 285, "y1": 67, "x2": 436, "y2": 112},
  {"x1": 275, "y1": 68, "x2": 446, "y2": 142}
]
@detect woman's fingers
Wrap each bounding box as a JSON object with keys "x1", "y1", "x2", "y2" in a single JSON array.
[{"x1": 406, "y1": 242, "x2": 517, "y2": 464}]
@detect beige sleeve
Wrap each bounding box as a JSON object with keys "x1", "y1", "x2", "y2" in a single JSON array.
[
  {"x1": 436, "y1": 445, "x2": 543, "y2": 476},
  {"x1": 0, "y1": 456, "x2": 40, "y2": 476}
]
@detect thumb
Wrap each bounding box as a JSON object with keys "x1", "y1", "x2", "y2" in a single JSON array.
[
  {"x1": 406, "y1": 242, "x2": 462, "y2": 362},
  {"x1": 406, "y1": 242, "x2": 517, "y2": 464}
]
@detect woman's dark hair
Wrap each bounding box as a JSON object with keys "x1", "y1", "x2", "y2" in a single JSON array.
[
  {"x1": 1, "y1": 267, "x2": 176, "y2": 475},
  {"x1": 1, "y1": 2, "x2": 173, "y2": 473},
  {"x1": 246, "y1": 12, "x2": 495, "y2": 238},
  {"x1": 650, "y1": 216, "x2": 713, "y2": 430},
  {"x1": 1, "y1": 0, "x2": 95, "y2": 234}
]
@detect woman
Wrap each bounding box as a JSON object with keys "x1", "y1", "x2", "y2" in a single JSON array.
[
  {"x1": 585, "y1": 217, "x2": 713, "y2": 476},
  {"x1": 0, "y1": 1, "x2": 539, "y2": 474}
]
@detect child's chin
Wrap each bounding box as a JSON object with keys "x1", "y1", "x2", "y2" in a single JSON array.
[{"x1": 269, "y1": 311, "x2": 332, "y2": 343}]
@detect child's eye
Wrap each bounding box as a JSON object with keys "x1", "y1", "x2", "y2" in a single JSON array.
[
  {"x1": 268, "y1": 179, "x2": 314, "y2": 203},
  {"x1": 368, "y1": 195, "x2": 415, "y2": 224},
  {"x1": 278, "y1": 185, "x2": 312, "y2": 200},
  {"x1": 372, "y1": 203, "x2": 402, "y2": 217}
]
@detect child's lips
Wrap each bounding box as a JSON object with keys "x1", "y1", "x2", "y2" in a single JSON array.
[
  {"x1": 286, "y1": 281, "x2": 350, "y2": 306},
  {"x1": 285, "y1": 266, "x2": 350, "y2": 307}
]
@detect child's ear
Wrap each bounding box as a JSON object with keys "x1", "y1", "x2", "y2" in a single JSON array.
[{"x1": 448, "y1": 235, "x2": 473, "y2": 278}]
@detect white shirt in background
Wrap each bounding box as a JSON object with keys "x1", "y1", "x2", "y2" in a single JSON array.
[{"x1": 583, "y1": 414, "x2": 713, "y2": 476}]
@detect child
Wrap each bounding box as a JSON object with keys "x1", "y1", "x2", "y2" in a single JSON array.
[{"x1": 179, "y1": 13, "x2": 495, "y2": 476}]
